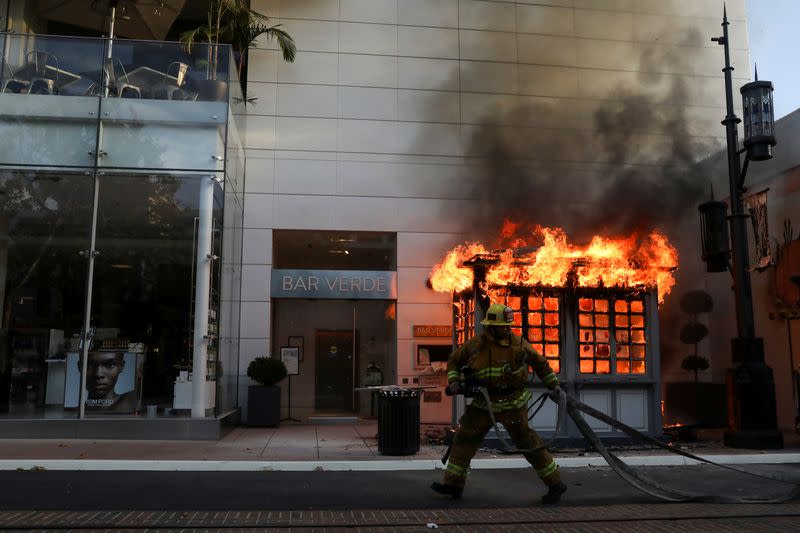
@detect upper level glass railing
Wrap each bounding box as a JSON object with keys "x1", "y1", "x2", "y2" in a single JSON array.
[
  {"x1": 0, "y1": 32, "x2": 239, "y2": 172},
  {"x1": 0, "y1": 32, "x2": 231, "y2": 101}
]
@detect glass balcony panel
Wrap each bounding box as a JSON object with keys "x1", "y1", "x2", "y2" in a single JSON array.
[
  {"x1": 97, "y1": 39, "x2": 230, "y2": 172},
  {"x1": 0, "y1": 33, "x2": 105, "y2": 167}
]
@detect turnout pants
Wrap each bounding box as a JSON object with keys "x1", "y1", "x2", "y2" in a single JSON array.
[{"x1": 442, "y1": 404, "x2": 561, "y2": 489}]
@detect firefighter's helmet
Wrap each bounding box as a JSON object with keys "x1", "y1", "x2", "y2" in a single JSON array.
[{"x1": 480, "y1": 303, "x2": 514, "y2": 326}]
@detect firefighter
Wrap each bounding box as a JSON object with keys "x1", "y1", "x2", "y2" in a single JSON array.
[{"x1": 431, "y1": 303, "x2": 567, "y2": 504}]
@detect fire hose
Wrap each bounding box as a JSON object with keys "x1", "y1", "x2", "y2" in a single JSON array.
[{"x1": 442, "y1": 384, "x2": 800, "y2": 504}]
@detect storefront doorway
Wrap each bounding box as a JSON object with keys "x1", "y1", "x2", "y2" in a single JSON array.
[
  {"x1": 272, "y1": 299, "x2": 396, "y2": 418},
  {"x1": 315, "y1": 330, "x2": 356, "y2": 411}
]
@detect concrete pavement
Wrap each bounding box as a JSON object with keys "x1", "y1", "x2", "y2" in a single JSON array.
[{"x1": 1, "y1": 421, "x2": 799, "y2": 469}]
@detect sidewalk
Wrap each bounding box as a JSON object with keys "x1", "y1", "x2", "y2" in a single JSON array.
[{"x1": 1, "y1": 421, "x2": 799, "y2": 470}]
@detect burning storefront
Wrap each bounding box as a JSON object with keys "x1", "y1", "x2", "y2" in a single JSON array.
[{"x1": 430, "y1": 225, "x2": 678, "y2": 442}]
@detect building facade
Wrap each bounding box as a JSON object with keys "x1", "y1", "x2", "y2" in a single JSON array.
[
  {"x1": 240, "y1": 0, "x2": 750, "y2": 427},
  {"x1": 5, "y1": 0, "x2": 783, "y2": 437}
]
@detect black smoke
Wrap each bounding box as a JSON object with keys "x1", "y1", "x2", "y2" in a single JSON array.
[{"x1": 466, "y1": 30, "x2": 716, "y2": 246}]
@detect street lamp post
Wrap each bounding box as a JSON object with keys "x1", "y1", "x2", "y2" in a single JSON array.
[{"x1": 700, "y1": 7, "x2": 783, "y2": 449}]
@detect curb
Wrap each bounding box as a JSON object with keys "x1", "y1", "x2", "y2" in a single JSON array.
[{"x1": 1, "y1": 453, "x2": 799, "y2": 471}]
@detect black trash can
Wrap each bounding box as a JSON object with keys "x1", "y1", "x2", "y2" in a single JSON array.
[{"x1": 377, "y1": 388, "x2": 423, "y2": 455}]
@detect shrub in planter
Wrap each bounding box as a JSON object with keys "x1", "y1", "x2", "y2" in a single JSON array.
[{"x1": 246, "y1": 357, "x2": 287, "y2": 426}]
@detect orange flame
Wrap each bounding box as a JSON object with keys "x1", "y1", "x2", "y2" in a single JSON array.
[
  {"x1": 429, "y1": 242, "x2": 489, "y2": 293},
  {"x1": 430, "y1": 225, "x2": 678, "y2": 302}
]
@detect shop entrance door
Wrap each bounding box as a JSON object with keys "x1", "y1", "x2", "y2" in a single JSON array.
[{"x1": 315, "y1": 330, "x2": 357, "y2": 411}]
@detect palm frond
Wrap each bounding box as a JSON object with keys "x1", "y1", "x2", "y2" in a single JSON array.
[{"x1": 250, "y1": 23, "x2": 296, "y2": 62}]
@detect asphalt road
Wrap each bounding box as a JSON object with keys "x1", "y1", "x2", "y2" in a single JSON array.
[{"x1": 1, "y1": 464, "x2": 798, "y2": 511}]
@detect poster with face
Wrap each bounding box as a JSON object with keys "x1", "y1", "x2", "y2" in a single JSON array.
[{"x1": 64, "y1": 352, "x2": 142, "y2": 412}]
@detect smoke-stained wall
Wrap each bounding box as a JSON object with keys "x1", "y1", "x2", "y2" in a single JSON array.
[{"x1": 241, "y1": 0, "x2": 750, "y2": 422}]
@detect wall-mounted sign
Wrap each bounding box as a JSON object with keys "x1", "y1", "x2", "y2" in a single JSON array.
[
  {"x1": 271, "y1": 269, "x2": 397, "y2": 300},
  {"x1": 413, "y1": 325, "x2": 452, "y2": 338}
]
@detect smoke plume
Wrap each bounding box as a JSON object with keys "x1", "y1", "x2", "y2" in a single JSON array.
[{"x1": 466, "y1": 30, "x2": 717, "y2": 246}]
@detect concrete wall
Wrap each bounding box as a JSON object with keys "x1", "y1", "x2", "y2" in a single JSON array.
[{"x1": 240, "y1": 0, "x2": 750, "y2": 422}]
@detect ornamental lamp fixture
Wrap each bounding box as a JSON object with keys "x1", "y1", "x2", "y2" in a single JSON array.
[
  {"x1": 698, "y1": 200, "x2": 730, "y2": 273},
  {"x1": 740, "y1": 67, "x2": 776, "y2": 161}
]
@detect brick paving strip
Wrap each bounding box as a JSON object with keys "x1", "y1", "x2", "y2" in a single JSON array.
[{"x1": 1, "y1": 504, "x2": 799, "y2": 530}]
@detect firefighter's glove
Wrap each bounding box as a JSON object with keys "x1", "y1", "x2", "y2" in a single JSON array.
[
  {"x1": 445, "y1": 382, "x2": 463, "y2": 396},
  {"x1": 547, "y1": 385, "x2": 563, "y2": 400}
]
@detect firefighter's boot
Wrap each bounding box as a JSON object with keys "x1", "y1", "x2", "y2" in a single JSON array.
[
  {"x1": 541, "y1": 482, "x2": 567, "y2": 504},
  {"x1": 430, "y1": 482, "x2": 463, "y2": 499}
]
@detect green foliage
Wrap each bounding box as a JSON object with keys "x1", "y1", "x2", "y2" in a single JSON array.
[
  {"x1": 180, "y1": 0, "x2": 295, "y2": 82},
  {"x1": 247, "y1": 356, "x2": 287, "y2": 386}
]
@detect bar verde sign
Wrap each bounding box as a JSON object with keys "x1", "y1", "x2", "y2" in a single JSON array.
[{"x1": 271, "y1": 269, "x2": 397, "y2": 299}]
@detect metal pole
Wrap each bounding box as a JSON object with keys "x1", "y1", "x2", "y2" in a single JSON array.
[
  {"x1": 191, "y1": 176, "x2": 215, "y2": 417},
  {"x1": 714, "y1": 8, "x2": 782, "y2": 449},
  {"x1": 78, "y1": 172, "x2": 100, "y2": 419},
  {"x1": 718, "y1": 9, "x2": 755, "y2": 340}
]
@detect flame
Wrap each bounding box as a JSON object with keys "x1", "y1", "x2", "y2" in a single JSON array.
[
  {"x1": 430, "y1": 225, "x2": 678, "y2": 302},
  {"x1": 429, "y1": 242, "x2": 489, "y2": 293}
]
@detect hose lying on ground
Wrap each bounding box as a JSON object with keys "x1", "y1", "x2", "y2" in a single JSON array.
[{"x1": 444, "y1": 387, "x2": 800, "y2": 504}]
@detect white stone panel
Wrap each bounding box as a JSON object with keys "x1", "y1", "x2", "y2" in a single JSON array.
[
  {"x1": 398, "y1": 26, "x2": 459, "y2": 60},
  {"x1": 339, "y1": 22, "x2": 397, "y2": 56},
  {"x1": 395, "y1": 198, "x2": 474, "y2": 234},
  {"x1": 251, "y1": 0, "x2": 279, "y2": 17},
  {"x1": 245, "y1": 156, "x2": 275, "y2": 194},
  {"x1": 246, "y1": 82, "x2": 277, "y2": 116},
  {"x1": 397, "y1": 90, "x2": 460, "y2": 123},
  {"x1": 274, "y1": 158, "x2": 337, "y2": 195},
  {"x1": 517, "y1": 34, "x2": 578, "y2": 67},
  {"x1": 459, "y1": 0, "x2": 516, "y2": 32},
  {"x1": 340, "y1": 0, "x2": 397, "y2": 24},
  {"x1": 337, "y1": 161, "x2": 471, "y2": 199},
  {"x1": 331, "y1": 196, "x2": 404, "y2": 230},
  {"x1": 239, "y1": 338, "x2": 271, "y2": 373},
  {"x1": 278, "y1": 52, "x2": 338, "y2": 85},
  {"x1": 247, "y1": 49, "x2": 279, "y2": 82},
  {"x1": 271, "y1": 194, "x2": 334, "y2": 229},
  {"x1": 338, "y1": 54, "x2": 398, "y2": 88},
  {"x1": 461, "y1": 93, "x2": 521, "y2": 124},
  {"x1": 243, "y1": 193, "x2": 274, "y2": 228},
  {"x1": 280, "y1": 19, "x2": 339, "y2": 52},
  {"x1": 243, "y1": 116, "x2": 276, "y2": 150},
  {"x1": 275, "y1": 117, "x2": 338, "y2": 151},
  {"x1": 279, "y1": 0, "x2": 339, "y2": 20},
  {"x1": 516, "y1": 4, "x2": 573, "y2": 36},
  {"x1": 519, "y1": 65, "x2": 580, "y2": 98},
  {"x1": 576, "y1": 39, "x2": 637, "y2": 71},
  {"x1": 240, "y1": 301, "x2": 271, "y2": 339},
  {"x1": 398, "y1": 0, "x2": 458, "y2": 28},
  {"x1": 397, "y1": 232, "x2": 466, "y2": 268},
  {"x1": 242, "y1": 265, "x2": 271, "y2": 302},
  {"x1": 276, "y1": 84, "x2": 338, "y2": 118},
  {"x1": 459, "y1": 30, "x2": 517, "y2": 63},
  {"x1": 395, "y1": 122, "x2": 462, "y2": 157},
  {"x1": 398, "y1": 58, "x2": 459, "y2": 91},
  {"x1": 460, "y1": 61, "x2": 518, "y2": 94},
  {"x1": 338, "y1": 120, "x2": 397, "y2": 154},
  {"x1": 397, "y1": 303, "x2": 452, "y2": 340},
  {"x1": 338, "y1": 87, "x2": 397, "y2": 121},
  {"x1": 242, "y1": 228, "x2": 273, "y2": 265},
  {"x1": 397, "y1": 267, "x2": 452, "y2": 304},
  {"x1": 518, "y1": 0, "x2": 572, "y2": 6},
  {"x1": 574, "y1": 9, "x2": 633, "y2": 41}
]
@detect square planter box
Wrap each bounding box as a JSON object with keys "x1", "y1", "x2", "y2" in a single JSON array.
[{"x1": 248, "y1": 385, "x2": 281, "y2": 427}]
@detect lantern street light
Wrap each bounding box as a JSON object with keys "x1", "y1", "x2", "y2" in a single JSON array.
[{"x1": 698, "y1": 7, "x2": 782, "y2": 449}]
